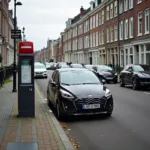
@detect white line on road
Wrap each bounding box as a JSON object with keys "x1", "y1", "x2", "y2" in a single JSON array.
[{"x1": 144, "y1": 92, "x2": 150, "y2": 95}]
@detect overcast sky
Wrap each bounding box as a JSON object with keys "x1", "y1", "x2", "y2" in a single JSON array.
[{"x1": 9, "y1": 0, "x2": 90, "y2": 51}]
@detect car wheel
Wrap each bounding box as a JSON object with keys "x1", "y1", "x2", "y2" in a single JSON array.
[
  {"x1": 56, "y1": 102, "x2": 63, "y2": 120},
  {"x1": 120, "y1": 77, "x2": 125, "y2": 87},
  {"x1": 132, "y1": 78, "x2": 138, "y2": 90}
]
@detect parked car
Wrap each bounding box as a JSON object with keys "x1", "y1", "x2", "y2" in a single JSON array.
[
  {"x1": 58, "y1": 64, "x2": 70, "y2": 69},
  {"x1": 34, "y1": 63, "x2": 47, "y2": 78},
  {"x1": 84, "y1": 64, "x2": 97, "y2": 72},
  {"x1": 70, "y1": 64, "x2": 83, "y2": 68},
  {"x1": 120, "y1": 64, "x2": 150, "y2": 90},
  {"x1": 96, "y1": 65, "x2": 118, "y2": 83},
  {"x1": 51, "y1": 63, "x2": 57, "y2": 70},
  {"x1": 55, "y1": 62, "x2": 67, "y2": 69},
  {"x1": 47, "y1": 68, "x2": 113, "y2": 119},
  {"x1": 45, "y1": 62, "x2": 51, "y2": 69}
]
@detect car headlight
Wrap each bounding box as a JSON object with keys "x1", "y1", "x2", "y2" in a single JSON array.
[
  {"x1": 43, "y1": 71, "x2": 47, "y2": 73},
  {"x1": 115, "y1": 73, "x2": 118, "y2": 76},
  {"x1": 105, "y1": 88, "x2": 112, "y2": 98},
  {"x1": 60, "y1": 89, "x2": 74, "y2": 99}
]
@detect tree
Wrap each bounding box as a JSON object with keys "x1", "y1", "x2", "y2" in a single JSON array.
[{"x1": 49, "y1": 58, "x2": 54, "y2": 62}]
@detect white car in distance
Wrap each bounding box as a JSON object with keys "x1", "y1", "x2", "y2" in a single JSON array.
[{"x1": 34, "y1": 63, "x2": 48, "y2": 78}]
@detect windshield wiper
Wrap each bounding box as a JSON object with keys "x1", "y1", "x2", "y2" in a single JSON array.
[
  {"x1": 81, "y1": 82, "x2": 100, "y2": 85},
  {"x1": 61, "y1": 83, "x2": 70, "y2": 86}
]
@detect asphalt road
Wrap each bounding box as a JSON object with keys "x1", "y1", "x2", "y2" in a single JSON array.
[{"x1": 35, "y1": 70, "x2": 150, "y2": 150}]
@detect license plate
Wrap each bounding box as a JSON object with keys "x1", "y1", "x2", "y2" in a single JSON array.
[{"x1": 82, "y1": 104, "x2": 100, "y2": 109}]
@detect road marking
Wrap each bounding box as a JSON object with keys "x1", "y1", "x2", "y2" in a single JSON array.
[{"x1": 144, "y1": 92, "x2": 150, "y2": 95}]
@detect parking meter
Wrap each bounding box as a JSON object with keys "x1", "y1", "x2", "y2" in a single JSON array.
[{"x1": 18, "y1": 41, "x2": 35, "y2": 117}]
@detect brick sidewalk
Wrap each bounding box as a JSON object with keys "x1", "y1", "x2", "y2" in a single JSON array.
[{"x1": 0, "y1": 82, "x2": 74, "y2": 150}]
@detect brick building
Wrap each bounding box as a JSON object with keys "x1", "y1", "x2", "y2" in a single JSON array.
[{"x1": 62, "y1": 0, "x2": 150, "y2": 68}]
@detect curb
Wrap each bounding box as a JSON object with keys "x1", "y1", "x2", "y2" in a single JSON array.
[{"x1": 35, "y1": 83, "x2": 75, "y2": 150}]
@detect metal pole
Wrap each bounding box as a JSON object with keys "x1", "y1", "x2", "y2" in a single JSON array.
[{"x1": 12, "y1": 0, "x2": 17, "y2": 92}]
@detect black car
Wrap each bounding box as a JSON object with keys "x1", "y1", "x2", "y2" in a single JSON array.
[
  {"x1": 96, "y1": 65, "x2": 118, "y2": 83},
  {"x1": 120, "y1": 64, "x2": 150, "y2": 90},
  {"x1": 47, "y1": 68, "x2": 113, "y2": 119}
]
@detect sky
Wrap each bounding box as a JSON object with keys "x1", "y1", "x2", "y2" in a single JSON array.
[{"x1": 9, "y1": 0, "x2": 90, "y2": 51}]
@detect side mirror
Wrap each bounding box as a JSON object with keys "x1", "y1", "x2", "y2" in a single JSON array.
[
  {"x1": 101, "y1": 79, "x2": 106, "y2": 84},
  {"x1": 51, "y1": 81, "x2": 56, "y2": 87},
  {"x1": 128, "y1": 68, "x2": 133, "y2": 72}
]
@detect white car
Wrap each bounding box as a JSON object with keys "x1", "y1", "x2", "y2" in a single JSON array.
[{"x1": 34, "y1": 63, "x2": 48, "y2": 78}]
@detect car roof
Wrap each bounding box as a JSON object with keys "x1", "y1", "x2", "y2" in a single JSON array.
[{"x1": 57, "y1": 68, "x2": 88, "y2": 72}]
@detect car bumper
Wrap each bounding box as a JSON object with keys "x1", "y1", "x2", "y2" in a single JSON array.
[
  {"x1": 137, "y1": 78, "x2": 150, "y2": 87},
  {"x1": 34, "y1": 73, "x2": 47, "y2": 78},
  {"x1": 59, "y1": 96, "x2": 113, "y2": 116}
]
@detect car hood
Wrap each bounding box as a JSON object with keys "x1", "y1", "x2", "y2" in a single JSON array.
[
  {"x1": 61, "y1": 84, "x2": 106, "y2": 98},
  {"x1": 136, "y1": 71, "x2": 150, "y2": 77},
  {"x1": 98, "y1": 70, "x2": 116, "y2": 75},
  {"x1": 34, "y1": 68, "x2": 47, "y2": 72}
]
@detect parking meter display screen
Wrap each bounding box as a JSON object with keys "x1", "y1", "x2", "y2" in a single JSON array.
[{"x1": 21, "y1": 59, "x2": 32, "y2": 84}]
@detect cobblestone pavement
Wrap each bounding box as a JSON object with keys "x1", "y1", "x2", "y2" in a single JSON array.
[{"x1": 0, "y1": 81, "x2": 74, "y2": 150}]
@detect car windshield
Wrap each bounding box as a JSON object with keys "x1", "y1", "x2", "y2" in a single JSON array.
[
  {"x1": 140, "y1": 65, "x2": 150, "y2": 71},
  {"x1": 60, "y1": 70, "x2": 101, "y2": 85},
  {"x1": 133, "y1": 65, "x2": 144, "y2": 71},
  {"x1": 97, "y1": 65, "x2": 113, "y2": 71},
  {"x1": 71, "y1": 64, "x2": 83, "y2": 68},
  {"x1": 35, "y1": 64, "x2": 45, "y2": 69}
]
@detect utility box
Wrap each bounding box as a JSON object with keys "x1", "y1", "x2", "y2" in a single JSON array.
[{"x1": 18, "y1": 41, "x2": 35, "y2": 117}]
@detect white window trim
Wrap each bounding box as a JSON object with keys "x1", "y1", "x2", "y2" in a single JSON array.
[
  {"x1": 129, "y1": 17, "x2": 133, "y2": 38},
  {"x1": 145, "y1": 8, "x2": 150, "y2": 34},
  {"x1": 120, "y1": 21, "x2": 123, "y2": 40},
  {"x1": 124, "y1": 0, "x2": 128, "y2": 12},
  {"x1": 129, "y1": 0, "x2": 133, "y2": 9},
  {"x1": 110, "y1": 3, "x2": 113, "y2": 19},
  {"x1": 137, "y1": 0, "x2": 142, "y2": 4},
  {"x1": 138, "y1": 11, "x2": 142, "y2": 36},
  {"x1": 114, "y1": 24, "x2": 118, "y2": 41}
]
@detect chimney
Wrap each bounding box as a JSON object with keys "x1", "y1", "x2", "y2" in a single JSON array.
[{"x1": 80, "y1": 6, "x2": 84, "y2": 14}]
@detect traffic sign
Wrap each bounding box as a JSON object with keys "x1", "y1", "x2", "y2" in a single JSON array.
[{"x1": 11, "y1": 30, "x2": 21, "y2": 39}]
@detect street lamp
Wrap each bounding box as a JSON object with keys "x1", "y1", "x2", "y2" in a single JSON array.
[
  {"x1": 12, "y1": 0, "x2": 22, "y2": 92},
  {"x1": 22, "y1": 27, "x2": 25, "y2": 41}
]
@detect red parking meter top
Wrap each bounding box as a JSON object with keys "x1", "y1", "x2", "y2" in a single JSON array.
[{"x1": 19, "y1": 41, "x2": 34, "y2": 53}]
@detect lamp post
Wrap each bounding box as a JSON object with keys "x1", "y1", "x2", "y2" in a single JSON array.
[
  {"x1": 12, "y1": 0, "x2": 22, "y2": 92},
  {"x1": 22, "y1": 27, "x2": 25, "y2": 41}
]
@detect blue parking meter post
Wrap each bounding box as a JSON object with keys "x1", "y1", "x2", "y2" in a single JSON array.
[{"x1": 18, "y1": 41, "x2": 35, "y2": 117}]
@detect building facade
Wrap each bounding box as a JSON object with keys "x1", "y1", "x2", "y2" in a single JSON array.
[{"x1": 62, "y1": 0, "x2": 150, "y2": 68}]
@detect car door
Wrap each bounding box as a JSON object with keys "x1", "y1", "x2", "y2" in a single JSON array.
[
  {"x1": 121, "y1": 65, "x2": 129, "y2": 84},
  {"x1": 126, "y1": 66, "x2": 134, "y2": 84}
]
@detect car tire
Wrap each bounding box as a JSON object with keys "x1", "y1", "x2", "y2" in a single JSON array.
[
  {"x1": 132, "y1": 78, "x2": 138, "y2": 90},
  {"x1": 120, "y1": 77, "x2": 125, "y2": 87},
  {"x1": 56, "y1": 102, "x2": 64, "y2": 120}
]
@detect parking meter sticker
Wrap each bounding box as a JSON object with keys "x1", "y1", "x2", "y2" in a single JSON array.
[{"x1": 21, "y1": 60, "x2": 32, "y2": 84}]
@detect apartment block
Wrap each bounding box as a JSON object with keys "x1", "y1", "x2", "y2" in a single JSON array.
[{"x1": 62, "y1": 0, "x2": 150, "y2": 68}]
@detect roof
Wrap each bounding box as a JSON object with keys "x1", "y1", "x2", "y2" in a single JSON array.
[{"x1": 57, "y1": 68, "x2": 88, "y2": 72}]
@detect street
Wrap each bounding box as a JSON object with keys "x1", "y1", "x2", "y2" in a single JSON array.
[{"x1": 36, "y1": 70, "x2": 150, "y2": 150}]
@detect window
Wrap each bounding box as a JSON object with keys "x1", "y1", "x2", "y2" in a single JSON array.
[
  {"x1": 114, "y1": 1, "x2": 117, "y2": 17},
  {"x1": 90, "y1": 34, "x2": 93, "y2": 47},
  {"x1": 129, "y1": 17, "x2": 133, "y2": 38},
  {"x1": 137, "y1": 0, "x2": 142, "y2": 4},
  {"x1": 93, "y1": 33, "x2": 96, "y2": 47},
  {"x1": 138, "y1": 12, "x2": 142, "y2": 35},
  {"x1": 102, "y1": 10, "x2": 104, "y2": 24},
  {"x1": 87, "y1": 36, "x2": 89, "y2": 48},
  {"x1": 124, "y1": 19, "x2": 128, "y2": 39},
  {"x1": 110, "y1": 3, "x2": 113, "y2": 19},
  {"x1": 106, "y1": 6, "x2": 110, "y2": 20},
  {"x1": 107, "y1": 28, "x2": 110, "y2": 43},
  {"x1": 102, "y1": 30, "x2": 104, "y2": 44},
  {"x1": 124, "y1": 0, "x2": 128, "y2": 11},
  {"x1": 119, "y1": 0, "x2": 123, "y2": 14},
  {"x1": 96, "y1": 14, "x2": 99, "y2": 27},
  {"x1": 129, "y1": 0, "x2": 133, "y2": 9},
  {"x1": 90, "y1": 17, "x2": 92, "y2": 29},
  {"x1": 99, "y1": 31, "x2": 101, "y2": 45},
  {"x1": 114, "y1": 24, "x2": 118, "y2": 41},
  {"x1": 93, "y1": 16, "x2": 96, "y2": 28},
  {"x1": 96, "y1": 32, "x2": 99, "y2": 46},
  {"x1": 110, "y1": 26, "x2": 113, "y2": 42},
  {"x1": 119, "y1": 21, "x2": 123, "y2": 40},
  {"x1": 145, "y1": 8, "x2": 150, "y2": 33},
  {"x1": 99, "y1": 11, "x2": 102, "y2": 25}
]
